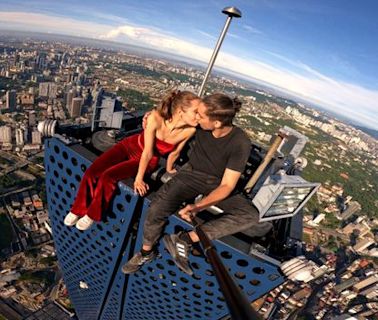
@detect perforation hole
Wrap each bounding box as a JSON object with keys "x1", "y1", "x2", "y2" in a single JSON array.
[
  {"x1": 220, "y1": 251, "x2": 232, "y2": 259},
  {"x1": 250, "y1": 279, "x2": 261, "y2": 286},
  {"x1": 253, "y1": 267, "x2": 265, "y2": 274},
  {"x1": 71, "y1": 157, "x2": 78, "y2": 166}
]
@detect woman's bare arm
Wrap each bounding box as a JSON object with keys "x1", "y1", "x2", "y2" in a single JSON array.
[
  {"x1": 134, "y1": 112, "x2": 157, "y2": 196},
  {"x1": 166, "y1": 128, "x2": 196, "y2": 173}
]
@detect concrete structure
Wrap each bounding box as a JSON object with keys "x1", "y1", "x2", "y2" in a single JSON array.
[
  {"x1": 334, "y1": 277, "x2": 359, "y2": 294},
  {"x1": 340, "y1": 201, "x2": 361, "y2": 220},
  {"x1": 43, "y1": 136, "x2": 285, "y2": 320},
  {"x1": 15, "y1": 128, "x2": 24, "y2": 146},
  {"x1": 66, "y1": 89, "x2": 75, "y2": 110},
  {"x1": 353, "y1": 274, "x2": 378, "y2": 292},
  {"x1": 39, "y1": 82, "x2": 58, "y2": 98},
  {"x1": 0, "y1": 125, "x2": 12, "y2": 144},
  {"x1": 31, "y1": 130, "x2": 42, "y2": 145},
  {"x1": 70, "y1": 97, "x2": 83, "y2": 118},
  {"x1": 353, "y1": 238, "x2": 375, "y2": 253},
  {"x1": 6, "y1": 90, "x2": 17, "y2": 111}
]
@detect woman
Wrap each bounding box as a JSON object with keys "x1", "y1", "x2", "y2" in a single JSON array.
[{"x1": 63, "y1": 90, "x2": 200, "y2": 230}]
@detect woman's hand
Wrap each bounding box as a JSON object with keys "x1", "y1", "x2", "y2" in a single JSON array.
[
  {"x1": 134, "y1": 179, "x2": 149, "y2": 196},
  {"x1": 166, "y1": 168, "x2": 177, "y2": 174}
]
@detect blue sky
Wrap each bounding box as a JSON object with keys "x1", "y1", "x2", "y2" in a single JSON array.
[{"x1": 0, "y1": 0, "x2": 377, "y2": 129}]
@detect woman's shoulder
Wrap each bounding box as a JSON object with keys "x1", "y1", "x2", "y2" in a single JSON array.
[
  {"x1": 146, "y1": 109, "x2": 161, "y2": 127},
  {"x1": 182, "y1": 126, "x2": 196, "y2": 139}
]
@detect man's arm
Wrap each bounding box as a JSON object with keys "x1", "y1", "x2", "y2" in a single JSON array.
[{"x1": 178, "y1": 168, "x2": 241, "y2": 222}]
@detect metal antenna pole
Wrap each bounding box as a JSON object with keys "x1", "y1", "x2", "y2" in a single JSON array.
[{"x1": 198, "y1": 7, "x2": 242, "y2": 97}]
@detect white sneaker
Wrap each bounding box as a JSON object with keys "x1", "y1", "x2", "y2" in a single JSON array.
[
  {"x1": 76, "y1": 215, "x2": 94, "y2": 231},
  {"x1": 64, "y1": 212, "x2": 80, "y2": 226}
]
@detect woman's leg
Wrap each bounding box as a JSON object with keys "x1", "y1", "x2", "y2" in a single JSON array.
[
  {"x1": 85, "y1": 158, "x2": 141, "y2": 221},
  {"x1": 70, "y1": 142, "x2": 128, "y2": 217}
]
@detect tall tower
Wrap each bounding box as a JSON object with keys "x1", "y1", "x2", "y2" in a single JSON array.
[
  {"x1": 70, "y1": 97, "x2": 83, "y2": 118},
  {"x1": 16, "y1": 128, "x2": 24, "y2": 146},
  {"x1": 44, "y1": 135, "x2": 285, "y2": 320},
  {"x1": 0, "y1": 126, "x2": 12, "y2": 144},
  {"x1": 6, "y1": 90, "x2": 17, "y2": 111},
  {"x1": 66, "y1": 89, "x2": 74, "y2": 110}
]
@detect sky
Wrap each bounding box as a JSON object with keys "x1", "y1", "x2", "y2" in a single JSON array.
[{"x1": 0, "y1": 0, "x2": 377, "y2": 129}]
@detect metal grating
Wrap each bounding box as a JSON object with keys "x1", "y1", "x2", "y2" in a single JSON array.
[
  {"x1": 45, "y1": 137, "x2": 285, "y2": 320},
  {"x1": 122, "y1": 202, "x2": 284, "y2": 320},
  {"x1": 45, "y1": 138, "x2": 137, "y2": 320}
]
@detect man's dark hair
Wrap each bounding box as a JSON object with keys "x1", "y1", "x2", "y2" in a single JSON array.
[{"x1": 203, "y1": 93, "x2": 241, "y2": 126}]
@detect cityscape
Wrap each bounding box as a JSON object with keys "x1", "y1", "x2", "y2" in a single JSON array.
[{"x1": 0, "y1": 30, "x2": 377, "y2": 320}]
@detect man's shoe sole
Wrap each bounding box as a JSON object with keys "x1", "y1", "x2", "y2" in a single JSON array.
[
  {"x1": 121, "y1": 253, "x2": 159, "y2": 275},
  {"x1": 163, "y1": 235, "x2": 193, "y2": 276}
]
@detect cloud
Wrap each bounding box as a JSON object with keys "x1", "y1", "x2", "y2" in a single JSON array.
[
  {"x1": 195, "y1": 29, "x2": 216, "y2": 40},
  {"x1": 243, "y1": 24, "x2": 263, "y2": 35},
  {"x1": 0, "y1": 11, "x2": 377, "y2": 129},
  {"x1": 0, "y1": 11, "x2": 113, "y2": 38}
]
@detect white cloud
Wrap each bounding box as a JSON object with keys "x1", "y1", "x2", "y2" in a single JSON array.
[
  {"x1": 243, "y1": 24, "x2": 263, "y2": 35},
  {"x1": 0, "y1": 11, "x2": 377, "y2": 128},
  {"x1": 0, "y1": 12, "x2": 113, "y2": 38}
]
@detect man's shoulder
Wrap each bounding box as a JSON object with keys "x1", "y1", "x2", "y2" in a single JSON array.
[{"x1": 232, "y1": 126, "x2": 250, "y2": 143}]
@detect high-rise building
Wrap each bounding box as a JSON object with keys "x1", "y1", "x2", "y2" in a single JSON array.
[
  {"x1": 16, "y1": 128, "x2": 24, "y2": 146},
  {"x1": 6, "y1": 90, "x2": 17, "y2": 111},
  {"x1": 70, "y1": 97, "x2": 83, "y2": 118},
  {"x1": 28, "y1": 111, "x2": 36, "y2": 127},
  {"x1": 66, "y1": 89, "x2": 75, "y2": 110},
  {"x1": 92, "y1": 90, "x2": 124, "y2": 130},
  {"x1": 340, "y1": 201, "x2": 361, "y2": 220},
  {"x1": 31, "y1": 130, "x2": 42, "y2": 145},
  {"x1": 0, "y1": 126, "x2": 12, "y2": 144},
  {"x1": 39, "y1": 83, "x2": 49, "y2": 97},
  {"x1": 20, "y1": 93, "x2": 34, "y2": 106},
  {"x1": 49, "y1": 83, "x2": 58, "y2": 98},
  {"x1": 44, "y1": 135, "x2": 285, "y2": 320},
  {"x1": 39, "y1": 82, "x2": 58, "y2": 98}
]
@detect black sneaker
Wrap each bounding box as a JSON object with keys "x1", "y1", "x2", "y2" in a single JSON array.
[
  {"x1": 163, "y1": 233, "x2": 193, "y2": 276},
  {"x1": 121, "y1": 251, "x2": 157, "y2": 274}
]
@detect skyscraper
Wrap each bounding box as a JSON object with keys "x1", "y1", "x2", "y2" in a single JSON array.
[
  {"x1": 31, "y1": 130, "x2": 42, "y2": 145},
  {"x1": 28, "y1": 111, "x2": 36, "y2": 127},
  {"x1": 39, "y1": 83, "x2": 50, "y2": 97},
  {"x1": 16, "y1": 128, "x2": 24, "y2": 146},
  {"x1": 66, "y1": 89, "x2": 75, "y2": 111},
  {"x1": 39, "y1": 82, "x2": 58, "y2": 98},
  {"x1": 44, "y1": 135, "x2": 285, "y2": 320},
  {"x1": 6, "y1": 90, "x2": 17, "y2": 111},
  {"x1": 0, "y1": 126, "x2": 12, "y2": 144},
  {"x1": 70, "y1": 97, "x2": 83, "y2": 118}
]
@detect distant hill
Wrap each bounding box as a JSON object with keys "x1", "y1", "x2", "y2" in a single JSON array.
[{"x1": 355, "y1": 125, "x2": 378, "y2": 139}]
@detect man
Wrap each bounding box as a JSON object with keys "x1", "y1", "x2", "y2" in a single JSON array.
[{"x1": 122, "y1": 93, "x2": 272, "y2": 275}]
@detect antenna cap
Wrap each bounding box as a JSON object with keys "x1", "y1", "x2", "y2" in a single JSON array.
[{"x1": 222, "y1": 7, "x2": 242, "y2": 18}]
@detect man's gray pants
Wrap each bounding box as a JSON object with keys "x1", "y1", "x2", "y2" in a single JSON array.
[{"x1": 143, "y1": 165, "x2": 272, "y2": 246}]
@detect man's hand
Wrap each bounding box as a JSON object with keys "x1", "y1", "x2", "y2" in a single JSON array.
[
  {"x1": 178, "y1": 204, "x2": 197, "y2": 222},
  {"x1": 142, "y1": 111, "x2": 152, "y2": 129}
]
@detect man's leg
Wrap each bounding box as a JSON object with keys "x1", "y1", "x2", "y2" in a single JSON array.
[
  {"x1": 122, "y1": 172, "x2": 201, "y2": 274},
  {"x1": 187, "y1": 193, "x2": 272, "y2": 242}
]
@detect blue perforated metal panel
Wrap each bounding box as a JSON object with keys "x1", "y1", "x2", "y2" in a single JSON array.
[
  {"x1": 122, "y1": 200, "x2": 284, "y2": 320},
  {"x1": 45, "y1": 138, "x2": 137, "y2": 320},
  {"x1": 45, "y1": 137, "x2": 285, "y2": 320}
]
